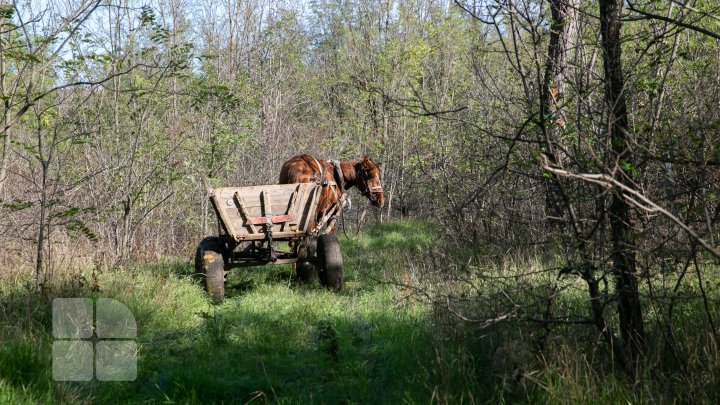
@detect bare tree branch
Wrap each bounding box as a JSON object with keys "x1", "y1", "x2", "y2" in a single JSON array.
[{"x1": 543, "y1": 158, "x2": 720, "y2": 260}]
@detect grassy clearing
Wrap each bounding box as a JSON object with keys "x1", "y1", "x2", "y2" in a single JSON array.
[
  {"x1": 0, "y1": 220, "x2": 441, "y2": 404},
  {"x1": 2, "y1": 220, "x2": 719, "y2": 403}
]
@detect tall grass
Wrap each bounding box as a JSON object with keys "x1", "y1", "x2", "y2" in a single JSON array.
[
  {"x1": 0, "y1": 221, "x2": 438, "y2": 403},
  {"x1": 1, "y1": 220, "x2": 719, "y2": 403}
]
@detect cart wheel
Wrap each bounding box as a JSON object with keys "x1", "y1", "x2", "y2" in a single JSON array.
[
  {"x1": 195, "y1": 237, "x2": 226, "y2": 303},
  {"x1": 296, "y1": 260, "x2": 319, "y2": 283},
  {"x1": 317, "y1": 234, "x2": 343, "y2": 292},
  {"x1": 296, "y1": 238, "x2": 318, "y2": 283}
]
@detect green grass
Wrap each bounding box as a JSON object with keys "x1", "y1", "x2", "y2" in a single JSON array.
[
  {"x1": 0, "y1": 220, "x2": 442, "y2": 404},
  {"x1": 2, "y1": 219, "x2": 719, "y2": 403}
]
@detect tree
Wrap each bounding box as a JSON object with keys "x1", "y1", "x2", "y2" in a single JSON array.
[
  {"x1": 0, "y1": 1, "x2": 103, "y2": 197},
  {"x1": 599, "y1": 0, "x2": 645, "y2": 373}
]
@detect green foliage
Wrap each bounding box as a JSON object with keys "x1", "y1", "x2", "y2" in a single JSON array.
[{"x1": 1, "y1": 200, "x2": 33, "y2": 210}]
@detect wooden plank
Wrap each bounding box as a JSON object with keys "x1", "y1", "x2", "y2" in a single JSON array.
[
  {"x1": 232, "y1": 231, "x2": 313, "y2": 241},
  {"x1": 233, "y1": 192, "x2": 258, "y2": 234},
  {"x1": 281, "y1": 189, "x2": 298, "y2": 232},
  {"x1": 261, "y1": 190, "x2": 273, "y2": 217},
  {"x1": 272, "y1": 215, "x2": 294, "y2": 223},
  {"x1": 218, "y1": 185, "x2": 299, "y2": 200},
  {"x1": 300, "y1": 183, "x2": 320, "y2": 234},
  {"x1": 211, "y1": 193, "x2": 239, "y2": 238},
  {"x1": 294, "y1": 184, "x2": 308, "y2": 231},
  {"x1": 218, "y1": 184, "x2": 313, "y2": 201},
  {"x1": 298, "y1": 187, "x2": 311, "y2": 232},
  {"x1": 246, "y1": 217, "x2": 269, "y2": 225},
  {"x1": 217, "y1": 202, "x2": 294, "y2": 210},
  {"x1": 301, "y1": 185, "x2": 320, "y2": 232},
  {"x1": 260, "y1": 189, "x2": 275, "y2": 234}
]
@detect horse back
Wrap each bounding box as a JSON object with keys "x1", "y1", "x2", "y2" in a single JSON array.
[
  {"x1": 279, "y1": 155, "x2": 315, "y2": 184},
  {"x1": 279, "y1": 154, "x2": 334, "y2": 185}
]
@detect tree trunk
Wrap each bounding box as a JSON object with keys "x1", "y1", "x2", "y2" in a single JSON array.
[
  {"x1": 541, "y1": 0, "x2": 578, "y2": 223},
  {"x1": 0, "y1": 103, "x2": 9, "y2": 197},
  {"x1": 598, "y1": 0, "x2": 645, "y2": 374},
  {"x1": 35, "y1": 160, "x2": 48, "y2": 292},
  {"x1": 0, "y1": 19, "x2": 10, "y2": 198},
  {"x1": 0, "y1": 46, "x2": 9, "y2": 198}
]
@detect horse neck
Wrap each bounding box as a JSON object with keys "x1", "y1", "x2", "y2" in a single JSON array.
[{"x1": 340, "y1": 160, "x2": 361, "y2": 190}]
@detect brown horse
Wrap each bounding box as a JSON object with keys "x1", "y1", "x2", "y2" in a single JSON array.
[{"x1": 278, "y1": 154, "x2": 384, "y2": 234}]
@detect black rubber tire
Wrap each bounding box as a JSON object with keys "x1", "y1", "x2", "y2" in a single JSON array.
[
  {"x1": 317, "y1": 234, "x2": 343, "y2": 292},
  {"x1": 195, "y1": 237, "x2": 226, "y2": 303},
  {"x1": 296, "y1": 260, "x2": 319, "y2": 283},
  {"x1": 295, "y1": 238, "x2": 318, "y2": 283}
]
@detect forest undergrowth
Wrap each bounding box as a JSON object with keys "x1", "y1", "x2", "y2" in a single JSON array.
[{"x1": 1, "y1": 220, "x2": 718, "y2": 404}]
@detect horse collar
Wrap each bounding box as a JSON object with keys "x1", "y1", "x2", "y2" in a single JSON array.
[{"x1": 327, "y1": 159, "x2": 345, "y2": 191}]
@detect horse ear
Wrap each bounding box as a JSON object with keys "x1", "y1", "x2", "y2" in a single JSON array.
[{"x1": 363, "y1": 155, "x2": 370, "y2": 164}]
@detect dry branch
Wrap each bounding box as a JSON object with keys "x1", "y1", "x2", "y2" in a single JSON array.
[{"x1": 542, "y1": 158, "x2": 720, "y2": 260}]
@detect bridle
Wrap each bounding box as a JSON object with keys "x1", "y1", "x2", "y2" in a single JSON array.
[{"x1": 358, "y1": 166, "x2": 383, "y2": 203}]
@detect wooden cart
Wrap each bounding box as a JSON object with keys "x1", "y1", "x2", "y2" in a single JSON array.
[{"x1": 195, "y1": 182, "x2": 343, "y2": 302}]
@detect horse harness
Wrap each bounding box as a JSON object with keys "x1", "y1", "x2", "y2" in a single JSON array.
[
  {"x1": 357, "y1": 166, "x2": 383, "y2": 198},
  {"x1": 305, "y1": 156, "x2": 347, "y2": 235}
]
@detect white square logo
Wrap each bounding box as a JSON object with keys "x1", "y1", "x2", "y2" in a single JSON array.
[{"x1": 52, "y1": 298, "x2": 137, "y2": 381}]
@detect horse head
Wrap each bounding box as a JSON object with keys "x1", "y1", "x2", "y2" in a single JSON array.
[{"x1": 354, "y1": 156, "x2": 384, "y2": 208}]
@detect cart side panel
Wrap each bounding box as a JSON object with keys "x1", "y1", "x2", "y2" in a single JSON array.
[{"x1": 211, "y1": 183, "x2": 320, "y2": 241}]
